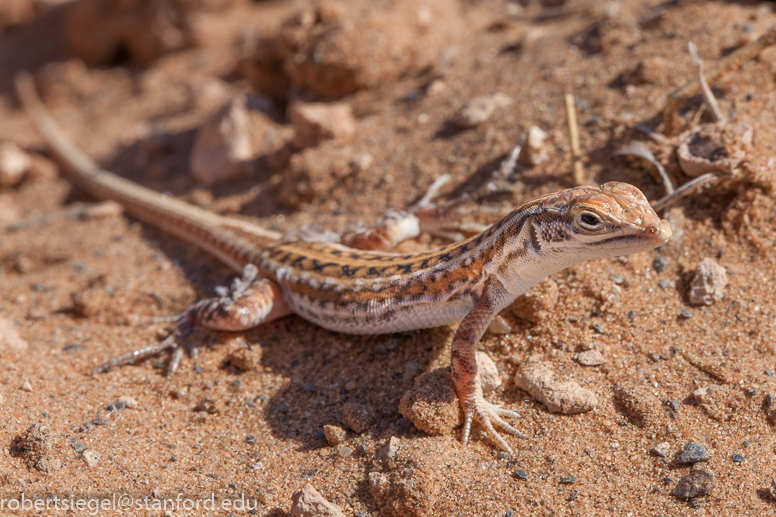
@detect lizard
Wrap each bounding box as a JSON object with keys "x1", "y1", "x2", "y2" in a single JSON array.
[{"x1": 14, "y1": 73, "x2": 672, "y2": 453}]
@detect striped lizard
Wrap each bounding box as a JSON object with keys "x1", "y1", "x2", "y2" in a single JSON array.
[{"x1": 15, "y1": 74, "x2": 671, "y2": 453}]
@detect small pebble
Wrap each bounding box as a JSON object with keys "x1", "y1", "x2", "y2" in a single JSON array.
[
  {"x1": 746, "y1": 388, "x2": 757, "y2": 396},
  {"x1": 81, "y1": 450, "x2": 100, "y2": 468},
  {"x1": 676, "y1": 442, "x2": 709, "y2": 464},
  {"x1": 689, "y1": 258, "x2": 727, "y2": 306},
  {"x1": 592, "y1": 324, "x2": 605, "y2": 334},
  {"x1": 658, "y1": 279, "x2": 670, "y2": 289},
  {"x1": 106, "y1": 401, "x2": 125, "y2": 412},
  {"x1": 627, "y1": 310, "x2": 635, "y2": 320},
  {"x1": 742, "y1": 441, "x2": 750, "y2": 447},
  {"x1": 323, "y1": 424, "x2": 347, "y2": 446},
  {"x1": 497, "y1": 451, "x2": 510, "y2": 460},
  {"x1": 487, "y1": 316, "x2": 512, "y2": 335},
  {"x1": 663, "y1": 477, "x2": 674, "y2": 484},
  {"x1": 336, "y1": 445, "x2": 354, "y2": 458},
  {"x1": 731, "y1": 454, "x2": 745, "y2": 463},
  {"x1": 93, "y1": 416, "x2": 110, "y2": 426},
  {"x1": 513, "y1": 469, "x2": 528, "y2": 480},
  {"x1": 653, "y1": 256, "x2": 668, "y2": 272},
  {"x1": 117, "y1": 396, "x2": 138, "y2": 409},
  {"x1": 379, "y1": 437, "x2": 400, "y2": 460},
  {"x1": 72, "y1": 442, "x2": 86, "y2": 453},
  {"x1": 453, "y1": 92, "x2": 512, "y2": 127},
  {"x1": 567, "y1": 491, "x2": 578, "y2": 502},
  {"x1": 670, "y1": 400, "x2": 681, "y2": 411},
  {"x1": 651, "y1": 442, "x2": 671, "y2": 458},
  {"x1": 576, "y1": 349, "x2": 605, "y2": 366},
  {"x1": 245, "y1": 435, "x2": 256, "y2": 444},
  {"x1": 559, "y1": 475, "x2": 578, "y2": 484},
  {"x1": 766, "y1": 370, "x2": 774, "y2": 377},
  {"x1": 194, "y1": 364, "x2": 203, "y2": 374},
  {"x1": 21, "y1": 380, "x2": 33, "y2": 392},
  {"x1": 680, "y1": 308, "x2": 693, "y2": 319},
  {"x1": 609, "y1": 274, "x2": 624, "y2": 285}
]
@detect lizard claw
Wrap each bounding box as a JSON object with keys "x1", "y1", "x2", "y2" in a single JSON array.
[{"x1": 462, "y1": 397, "x2": 528, "y2": 454}]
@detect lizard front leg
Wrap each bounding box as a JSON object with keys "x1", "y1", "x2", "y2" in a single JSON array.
[
  {"x1": 93, "y1": 265, "x2": 291, "y2": 374},
  {"x1": 452, "y1": 276, "x2": 527, "y2": 453}
]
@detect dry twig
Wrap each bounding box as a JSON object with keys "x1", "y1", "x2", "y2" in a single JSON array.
[
  {"x1": 564, "y1": 94, "x2": 585, "y2": 185},
  {"x1": 688, "y1": 42, "x2": 725, "y2": 123},
  {"x1": 613, "y1": 142, "x2": 674, "y2": 196},
  {"x1": 664, "y1": 24, "x2": 776, "y2": 134},
  {"x1": 651, "y1": 172, "x2": 718, "y2": 211}
]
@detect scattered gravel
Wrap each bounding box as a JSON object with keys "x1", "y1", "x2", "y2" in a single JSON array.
[
  {"x1": 670, "y1": 470, "x2": 714, "y2": 500},
  {"x1": 513, "y1": 470, "x2": 528, "y2": 480},
  {"x1": 12, "y1": 424, "x2": 54, "y2": 472},
  {"x1": 82, "y1": 449, "x2": 100, "y2": 468},
  {"x1": 651, "y1": 442, "x2": 671, "y2": 457},
  {"x1": 476, "y1": 351, "x2": 502, "y2": 393},
  {"x1": 398, "y1": 368, "x2": 461, "y2": 435},
  {"x1": 514, "y1": 359, "x2": 597, "y2": 414},
  {"x1": 290, "y1": 483, "x2": 344, "y2": 517},
  {"x1": 487, "y1": 315, "x2": 513, "y2": 335},
  {"x1": 676, "y1": 442, "x2": 710, "y2": 464},
  {"x1": 576, "y1": 349, "x2": 605, "y2": 366},
  {"x1": 0, "y1": 142, "x2": 32, "y2": 187},
  {"x1": 0, "y1": 317, "x2": 29, "y2": 352},
  {"x1": 336, "y1": 445, "x2": 354, "y2": 458},
  {"x1": 290, "y1": 101, "x2": 357, "y2": 149},
  {"x1": 519, "y1": 126, "x2": 549, "y2": 166},
  {"x1": 323, "y1": 425, "x2": 347, "y2": 446},
  {"x1": 653, "y1": 256, "x2": 668, "y2": 272},
  {"x1": 341, "y1": 402, "x2": 376, "y2": 434},
  {"x1": 689, "y1": 258, "x2": 728, "y2": 306},
  {"x1": 453, "y1": 92, "x2": 512, "y2": 127}
]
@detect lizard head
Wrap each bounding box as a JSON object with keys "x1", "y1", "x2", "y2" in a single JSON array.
[{"x1": 538, "y1": 181, "x2": 672, "y2": 257}]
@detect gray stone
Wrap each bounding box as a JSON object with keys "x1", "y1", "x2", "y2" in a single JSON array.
[
  {"x1": 676, "y1": 442, "x2": 709, "y2": 464},
  {"x1": 670, "y1": 470, "x2": 714, "y2": 499}
]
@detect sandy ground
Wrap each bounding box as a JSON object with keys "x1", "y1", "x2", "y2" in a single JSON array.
[{"x1": 1, "y1": 0, "x2": 776, "y2": 515}]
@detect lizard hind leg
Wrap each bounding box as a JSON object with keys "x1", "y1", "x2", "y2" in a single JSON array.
[{"x1": 92, "y1": 265, "x2": 291, "y2": 375}]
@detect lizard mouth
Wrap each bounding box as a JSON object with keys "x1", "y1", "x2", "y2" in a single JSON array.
[{"x1": 611, "y1": 219, "x2": 672, "y2": 250}]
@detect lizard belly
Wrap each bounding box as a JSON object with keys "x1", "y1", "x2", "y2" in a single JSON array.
[{"x1": 281, "y1": 290, "x2": 474, "y2": 334}]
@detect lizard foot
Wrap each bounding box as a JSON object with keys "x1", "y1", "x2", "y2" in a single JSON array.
[{"x1": 461, "y1": 396, "x2": 528, "y2": 454}]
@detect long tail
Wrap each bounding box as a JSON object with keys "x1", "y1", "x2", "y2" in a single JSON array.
[{"x1": 15, "y1": 72, "x2": 279, "y2": 271}]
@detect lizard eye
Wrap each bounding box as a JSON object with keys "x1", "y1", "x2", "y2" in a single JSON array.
[{"x1": 577, "y1": 211, "x2": 603, "y2": 231}]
